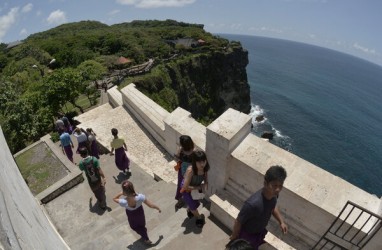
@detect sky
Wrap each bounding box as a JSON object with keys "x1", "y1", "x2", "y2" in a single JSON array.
[{"x1": 1, "y1": 0, "x2": 382, "y2": 66}]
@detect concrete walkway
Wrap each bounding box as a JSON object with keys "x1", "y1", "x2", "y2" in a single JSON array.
[
  {"x1": 43, "y1": 103, "x2": 231, "y2": 250},
  {"x1": 43, "y1": 155, "x2": 230, "y2": 249}
]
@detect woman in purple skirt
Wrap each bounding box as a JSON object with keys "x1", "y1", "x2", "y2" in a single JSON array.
[
  {"x1": 180, "y1": 150, "x2": 210, "y2": 228},
  {"x1": 113, "y1": 180, "x2": 161, "y2": 245},
  {"x1": 110, "y1": 128, "x2": 130, "y2": 176},
  {"x1": 86, "y1": 128, "x2": 99, "y2": 159},
  {"x1": 73, "y1": 128, "x2": 88, "y2": 154}
]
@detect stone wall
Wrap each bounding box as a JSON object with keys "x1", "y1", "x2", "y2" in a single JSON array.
[
  {"x1": 120, "y1": 83, "x2": 382, "y2": 249},
  {"x1": 0, "y1": 127, "x2": 69, "y2": 250}
]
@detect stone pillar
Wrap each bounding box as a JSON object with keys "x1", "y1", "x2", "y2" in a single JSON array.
[{"x1": 206, "y1": 108, "x2": 252, "y2": 196}]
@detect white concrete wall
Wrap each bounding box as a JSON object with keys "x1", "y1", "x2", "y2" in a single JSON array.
[
  {"x1": 121, "y1": 83, "x2": 169, "y2": 148},
  {"x1": 107, "y1": 86, "x2": 123, "y2": 107},
  {"x1": 0, "y1": 127, "x2": 69, "y2": 250},
  {"x1": 119, "y1": 85, "x2": 381, "y2": 249}
]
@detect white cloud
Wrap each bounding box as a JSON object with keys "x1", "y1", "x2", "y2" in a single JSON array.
[
  {"x1": 230, "y1": 23, "x2": 243, "y2": 30},
  {"x1": 260, "y1": 26, "x2": 283, "y2": 34},
  {"x1": 0, "y1": 7, "x2": 19, "y2": 42},
  {"x1": 309, "y1": 34, "x2": 316, "y2": 39},
  {"x1": 21, "y1": 3, "x2": 33, "y2": 13},
  {"x1": 353, "y1": 42, "x2": 376, "y2": 55},
  {"x1": 19, "y1": 28, "x2": 27, "y2": 36},
  {"x1": 116, "y1": 0, "x2": 195, "y2": 8},
  {"x1": 47, "y1": 9, "x2": 67, "y2": 25},
  {"x1": 108, "y1": 9, "x2": 121, "y2": 15}
]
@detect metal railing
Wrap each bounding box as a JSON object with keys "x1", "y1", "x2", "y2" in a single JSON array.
[{"x1": 312, "y1": 201, "x2": 382, "y2": 250}]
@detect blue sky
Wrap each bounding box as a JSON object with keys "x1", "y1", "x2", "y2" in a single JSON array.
[{"x1": 1, "y1": 0, "x2": 382, "y2": 66}]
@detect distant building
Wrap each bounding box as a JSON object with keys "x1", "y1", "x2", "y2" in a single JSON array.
[{"x1": 116, "y1": 56, "x2": 132, "y2": 65}]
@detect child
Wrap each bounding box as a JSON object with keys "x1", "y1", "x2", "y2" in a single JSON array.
[{"x1": 113, "y1": 180, "x2": 161, "y2": 245}]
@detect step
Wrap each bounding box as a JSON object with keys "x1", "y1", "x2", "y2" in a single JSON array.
[
  {"x1": 71, "y1": 223, "x2": 137, "y2": 250},
  {"x1": 151, "y1": 206, "x2": 230, "y2": 250},
  {"x1": 210, "y1": 192, "x2": 296, "y2": 250}
]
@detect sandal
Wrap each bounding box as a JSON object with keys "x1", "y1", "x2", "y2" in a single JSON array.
[
  {"x1": 175, "y1": 199, "x2": 185, "y2": 209},
  {"x1": 143, "y1": 239, "x2": 152, "y2": 245},
  {"x1": 195, "y1": 214, "x2": 205, "y2": 228}
]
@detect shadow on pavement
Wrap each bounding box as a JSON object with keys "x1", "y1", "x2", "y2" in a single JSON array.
[
  {"x1": 127, "y1": 235, "x2": 164, "y2": 249},
  {"x1": 88, "y1": 197, "x2": 112, "y2": 215},
  {"x1": 113, "y1": 172, "x2": 130, "y2": 184}
]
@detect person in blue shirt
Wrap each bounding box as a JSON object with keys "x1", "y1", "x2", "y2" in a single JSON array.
[{"x1": 59, "y1": 128, "x2": 74, "y2": 162}]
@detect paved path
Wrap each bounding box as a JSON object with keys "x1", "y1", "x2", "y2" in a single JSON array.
[{"x1": 43, "y1": 104, "x2": 231, "y2": 249}]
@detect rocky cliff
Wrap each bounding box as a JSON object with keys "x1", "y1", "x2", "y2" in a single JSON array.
[{"x1": 135, "y1": 41, "x2": 251, "y2": 124}]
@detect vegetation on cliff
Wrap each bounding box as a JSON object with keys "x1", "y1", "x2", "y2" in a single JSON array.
[{"x1": 0, "y1": 20, "x2": 250, "y2": 153}]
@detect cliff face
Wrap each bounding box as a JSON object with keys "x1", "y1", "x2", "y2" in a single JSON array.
[
  {"x1": 139, "y1": 42, "x2": 251, "y2": 124},
  {"x1": 175, "y1": 45, "x2": 250, "y2": 115}
]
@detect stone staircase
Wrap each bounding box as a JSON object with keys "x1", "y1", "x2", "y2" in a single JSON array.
[
  {"x1": 75, "y1": 103, "x2": 177, "y2": 184},
  {"x1": 46, "y1": 158, "x2": 229, "y2": 250},
  {"x1": 60, "y1": 94, "x2": 295, "y2": 250}
]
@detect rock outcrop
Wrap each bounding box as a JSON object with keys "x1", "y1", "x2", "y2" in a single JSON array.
[{"x1": 137, "y1": 42, "x2": 251, "y2": 124}]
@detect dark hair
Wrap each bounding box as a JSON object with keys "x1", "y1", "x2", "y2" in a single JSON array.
[
  {"x1": 191, "y1": 150, "x2": 210, "y2": 174},
  {"x1": 225, "y1": 239, "x2": 253, "y2": 250},
  {"x1": 111, "y1": 128, "x2": 118, "y2": 136},
  {"x1": 179, "y1": 135, "x2": 194, "y2": 152},
  {"x1": 79, "y1": 147, "x2": 88, "y2": 157},
  {"x1": 121, "y1": 180, "x2": 137, "y2": 196},
  {"x1": 264, "y1": 165, "x2": 287, "y2": 183}
]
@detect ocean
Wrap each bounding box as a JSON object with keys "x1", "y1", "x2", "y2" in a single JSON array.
[{"x1": 220, "y1": 34, "x2": 382, "y2": 197}]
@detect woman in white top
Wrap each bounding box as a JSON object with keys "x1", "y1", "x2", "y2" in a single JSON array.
[
  {"x1": 73, "y1": 127, "x2": 88, "y2": 153},
  {"x1": 113, "y1": 180, "x2": 161, "y2": 245}
]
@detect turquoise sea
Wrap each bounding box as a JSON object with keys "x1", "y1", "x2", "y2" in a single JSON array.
[{"x1": 221, "y1": 34, "x2": 382, "y2": 197}]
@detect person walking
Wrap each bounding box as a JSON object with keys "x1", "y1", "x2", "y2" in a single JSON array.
[
  {"x1": 73, "y1": 128, "x2": 88, "y2": 154},
  {"x1": 59, "y1": 128, "x2": 74, "y2": 162},
  {"x1": 174, "y1": 135, "x2": 195, "y2": 209},
  {"x1": 78, "y1": 147, "x2": 107, "y2": 210},
  {"x1": 86, "y1": 128, "x2": 99, "y2": 159},
  {"x1": 180, "y1": 150, "x2": 210, "y2": 228},
  {"x1": 229, "y1": 165, "x2": 288, "y2": 249},
  {"x1": 61, "y1": 115, "x2": 72, "y2": 134},
  {"x1": 113, "y1": 180, "x2": 161, "y2": 245},
  {"x1": 110, "y1": 128, "x2": 130, "y2": 176}
]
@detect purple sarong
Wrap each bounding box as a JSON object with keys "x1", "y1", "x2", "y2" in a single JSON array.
[
  {"x1": 90, "y1": 140, "x2": 100, "y2": 159},
  {"x1": 64, "y1": 145, "x2": 73, "y2": 162},
  {"x1": 114, "y1": 147, "x2": 130, "y2": 171},
  {"x1": 181, "y1": 179, "x2": 201, "y2": 211},
  {"x1": 125, "y1": 205, "x2": 149, "y2": 241},
  {"x1": 182, "y1": 191, "x2": 200, "y2": 211},
  {"x1": 175, "y1": 170, "x2": 183, "y2": 200},
  {"x1": 76, "y1": 141, "x2": 88, "y2": 154},
  {"x1": 239, "y1": 228, "x2": 267, "y2": 250}
]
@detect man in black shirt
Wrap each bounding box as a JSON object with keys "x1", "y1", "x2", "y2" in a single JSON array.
[{"x1": 230, "y1": 165, "x2": 288, "y2": 249}]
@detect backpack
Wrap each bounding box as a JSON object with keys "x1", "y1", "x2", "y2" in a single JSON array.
[{"x1": 83, "y1": 157, "x2": 100, "y2": 183}]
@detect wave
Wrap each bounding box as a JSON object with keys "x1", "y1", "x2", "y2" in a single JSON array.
[{"x1": 250, "y1": 104, "x2": 293, "y2": 152}]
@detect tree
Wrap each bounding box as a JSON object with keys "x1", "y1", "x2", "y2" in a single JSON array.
[
  {"x1": 41, "y1": 68, "x2": 85, "y2": 114},
  {"x1": 77, "y1": 60, "x2": 107, "y2": 105}
]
